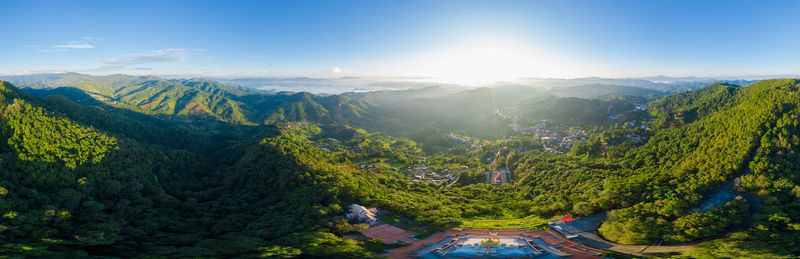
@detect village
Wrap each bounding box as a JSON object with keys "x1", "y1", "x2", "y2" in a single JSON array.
[
  {"x1": 406, "y1": 163, "x2": 463, "y2": 186},
  {"x1": 444, "y1": 132, "x2": 483, "y2": 152},
  {"x1": 526, "y1": 122, "x2": 588, "y2": 154},
  {"x1": 496, "y1": 100, "x2": 654, "y2": 154},
  {"x1": 496, "y1": 109, "x2": 590, "y2": 154}
]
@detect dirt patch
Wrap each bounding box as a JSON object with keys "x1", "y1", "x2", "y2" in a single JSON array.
[{"x1": 186, "y1": 100, "x2": 209, "y2": 114}]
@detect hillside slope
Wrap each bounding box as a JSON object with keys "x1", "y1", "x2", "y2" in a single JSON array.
[{"x1": 3, "y1": 78, "x2": 800, "y2": 257}]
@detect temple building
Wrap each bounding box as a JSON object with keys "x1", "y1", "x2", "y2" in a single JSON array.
[{"x1": 345, "y1": 204, "x2": 379, "y2": 225}]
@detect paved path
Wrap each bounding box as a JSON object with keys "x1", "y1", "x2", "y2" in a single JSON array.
[{"x1": 552, "y1": 213, "x2": 696, "y2": 255}]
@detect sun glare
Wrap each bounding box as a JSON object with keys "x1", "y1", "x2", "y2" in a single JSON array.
[{"x1": 410, "y1": 41, "x2": 549, "y2": 85}]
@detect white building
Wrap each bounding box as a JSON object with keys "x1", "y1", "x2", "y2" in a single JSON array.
[{"x1": 345, "y1": 204, "x2": 379, "y2": 225}]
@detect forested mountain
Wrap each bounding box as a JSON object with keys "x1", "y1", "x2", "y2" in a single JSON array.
[
  {"x1": 517, "y1": 77, "x2": 709, "y2": 93},
  {"x1": 3, "y1": 73, "x2": 257, "y2": 123},
  {"x1": 0, "y1": 80, "x2": 386, "y2": 257},
  {"x1": 5, "y1": 73, "x2": 655, "y2": 142},
  {"x1": 549, "y1": 83, "x2": 665, "y2": 99},
  {"x1": 595, "y1": 79, "x2": 800, "y2": 253},
  {"x1": 0, "y1": 80, "x2": 544, "y2": 257},
  {"x1": 3, "y1": 75, "x2": 800, "y2": 257},
  {"x1": 516, "y1": 95, "x2": 650, "y2": 126}
]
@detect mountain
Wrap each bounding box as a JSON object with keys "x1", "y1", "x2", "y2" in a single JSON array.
[
  {"x1": 516, "y1": 95, "x2": 648, "y2": 126},
  {"x1": 517, "y1": 77, "x2": 706, "y2": 93},
  {"x1": 3, "y1": 73, "x2": 258, "y2": 123},
  {"x1": 0, "y1": 80, "x2": 379, "y2": 257},
  {"x1": 210, "y1": 76, "x2": 437, "y2": 94},
  {"x1": 595, "y1": 79, "x2": 800, "y2": 249},
  {"x1": 3, "y1": 74, "x2": 378, "y2": 126},
  {"x1": 548, "y1": 83, "x2": 666, "y2": 99},
  {"x1": 3, "y1": 77, "x2": 800, "y2": 258}
]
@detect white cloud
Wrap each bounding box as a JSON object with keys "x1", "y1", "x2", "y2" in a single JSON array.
[
  {"x1": 102, "y1": 48, "x2": 205, "y2": 66},
  {"x1": 41, "y1": 38, "x2": 98, "y2": 52},
  {"x1": 331, "y1": 66, "x2": 355, "y2": 75},
  {"x1": 52, "y1": 43, "x2": 94, "y2": 49}
]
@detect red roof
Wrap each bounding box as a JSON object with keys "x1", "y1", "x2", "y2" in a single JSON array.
[
  {"x1": 561, "y1": 216, "x2": 575, "y2": 222},
  {"x1": 492, "y1": 171, "x2": 507, "y2": 185}
]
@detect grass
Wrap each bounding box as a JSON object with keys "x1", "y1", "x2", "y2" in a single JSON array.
[
  {"x1": 378, "y1": 213, "x2": 401, "y2": 224},
  {"x1": 361, "y1": 239, "x2": 408, "y2": 253},
  {"x1": 410, "y1": 227, "x2": 439, "y2": 240},
  {"x1": 381, "y1": 158, "x2": 405, "y2": 168},
  {"x1": 459, "y1": 215, "x2": 552, "y2": 230}
]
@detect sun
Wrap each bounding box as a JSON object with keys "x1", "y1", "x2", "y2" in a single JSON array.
[{"x1": 408, "y1": 41, "x2": 548, "y2": 85}]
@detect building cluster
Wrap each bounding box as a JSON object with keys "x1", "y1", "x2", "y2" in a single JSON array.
[
  {"x1": 624, "y1": 120, "x2": 651, "y2": 131},
  {"x1": 605, "y1": 132, "x2": 648, "y2": 147},
  {"x1": 496, "y1": 110, "x2": 593, "y2": 154},
  {"x1": 624, "y1": 133, "x2": 643, "y2": 143},
  {"x1": 445, "y1": 132, "x2": 482, "y2": 151},
  {"x1": 282, "y1": 121, "x2": 311, "y2": 128},
  {"x1": 345, "y1": 204, "x2": 380, "y2": 225},
  {"x1": 525, "y1": 122, "x2": 587, "y2": 154},
  {"x1": 496, "y1": 109, "x2": 524, "y2": 133},
  {"x1": 407, "y1": 164, "x2": 461, "y2": 185}
]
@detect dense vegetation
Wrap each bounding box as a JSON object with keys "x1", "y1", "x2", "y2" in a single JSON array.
[
  {"x1": 595, "y1": 79, "x2": 796, "y2": 247},
  {"x1": 1, "y1": 75, "x2": 800, "y2": 258}
]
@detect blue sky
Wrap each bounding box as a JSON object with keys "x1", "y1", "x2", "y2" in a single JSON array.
[{"x1": 2, "y1": 0, "x2": 800, "y2": 81}]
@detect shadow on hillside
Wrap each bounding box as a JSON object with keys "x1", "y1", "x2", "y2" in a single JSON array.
[{"x1": 21, "y1": 86, "x2": 270, "y2": 152}]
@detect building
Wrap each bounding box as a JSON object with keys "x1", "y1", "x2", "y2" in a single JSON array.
[
  {"x1": 345, "y1": 204, "x2": 379, "y2": 225},
  {"x1": 491, "y1": 170, "x2": 507, "y2": 185}
]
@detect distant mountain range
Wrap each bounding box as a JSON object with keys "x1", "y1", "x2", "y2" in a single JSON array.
[
  {"x1": 204, "y1": 74, "x2": 761, "y2": 94},
  {"x1": 0, "y1": 73, "x2": 750, "y2": 139},
  {"x1": 2, "y1": 73, "x2": 800, "y2": 258}
]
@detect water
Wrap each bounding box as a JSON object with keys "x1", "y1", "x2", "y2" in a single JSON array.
[
  {"x1": 417, "y1": 236, "x2": 544, "y2": 258},
  {"x1": 443, "y1": 245, "x2": 535, "y2": 258}
]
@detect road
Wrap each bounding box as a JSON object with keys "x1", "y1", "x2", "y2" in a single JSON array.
[
  {"x1": 551, "y1": 165, "x2": 764, "y2": 256},
  {"x1": 551, "y1": 212, "x2": 697, "y2": 255}
]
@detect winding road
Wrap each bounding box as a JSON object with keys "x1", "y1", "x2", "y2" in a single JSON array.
[{"x1": 551, "y1": 167, "x2": 764, "y2": 256}]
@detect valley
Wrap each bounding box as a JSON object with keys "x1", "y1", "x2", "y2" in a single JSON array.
[
  {"x1": 0, "y1": 74, "x2": 799, "y2": 258},
  {"x1": 6, "y1": 1, "x2": 800, "y2": 257}
]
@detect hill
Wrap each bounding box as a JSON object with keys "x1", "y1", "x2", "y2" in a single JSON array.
[
  {"x1": 3, "y1": 76, "x2": 800, "y2": 257},
  {"x1": 549, "y1": 83, "x2": 666, "y2": 99},
  {"x1": 0, "y1": 81, "x2": 370, "y2": 257},
  {"x1": 4, "y1": 73, "x2": 258, "y2": 124}
]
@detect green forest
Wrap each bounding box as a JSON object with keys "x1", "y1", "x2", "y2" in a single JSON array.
[{"x1": 1, "y1": 75, "x2": 800, "y2": 258}]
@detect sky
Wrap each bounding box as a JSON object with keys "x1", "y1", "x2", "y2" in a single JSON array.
[{"x1": 2, "y1": 0, "x2": 800, "y2": 83}]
